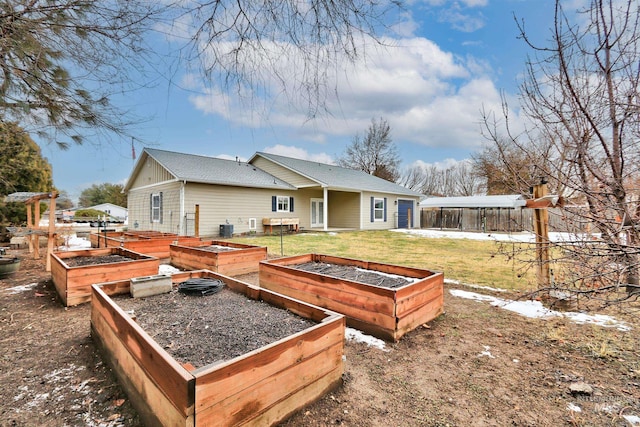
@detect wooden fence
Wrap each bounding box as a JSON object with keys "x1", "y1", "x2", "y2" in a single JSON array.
[{"x1": 420, "y1": 207, "x2": 591, "y2": 233}]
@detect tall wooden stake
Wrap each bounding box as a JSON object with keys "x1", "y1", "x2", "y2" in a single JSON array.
[{"x1": 532, "y1": 180, "x2": 551, "y2": 287}]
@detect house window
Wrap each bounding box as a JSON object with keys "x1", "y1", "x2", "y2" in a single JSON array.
[
  {"x1": 151, "y1": 192, "x2": 162, "y2": 223},
  {"x1": 272, "y1": 195, "x2": 294, "y2": 212},
  {"x1": 370, "y1": 196, "x2": 387, "y2": 222},
  {"x1": 373, "y1": 198, "x2": 385, "y2": 221}
]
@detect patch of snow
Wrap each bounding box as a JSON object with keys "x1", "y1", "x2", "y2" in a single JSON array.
[
  {"x1": 445, "y1": 278, "x2": 507, "y2": 293},
  {"x1": 3, "y1": 283, "x2": 38, "y2": 295},
  {"x1": 450, "y1": 289, "x2": 631, "y2": 331},
  {"x1": 624, "y1": 415, "x2": 640, "y2": 426},
  {"x1": 567, "y1": 403, "x2": 582, "y2": 413},
  {"x1": 159, "y1": 264, "x2": 181, "y2": 275},
  {"x1": 57, "y1": 234, "x2": 92, "y2": 251},
  {"x1": 477, "y1": 345, "x2": 496, "y2": 359},
  {"x1": 345, "y1": 328, "x2": 388, "y2": 351}
]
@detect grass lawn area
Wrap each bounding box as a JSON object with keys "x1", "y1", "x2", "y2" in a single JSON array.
[{"x1": 231, "y1": 230, "x2": 537, "y2": 291}]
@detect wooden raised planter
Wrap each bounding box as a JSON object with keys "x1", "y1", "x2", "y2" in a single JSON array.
[
  {"x1": 170, "y1": 240, "x2": 267, "y2": 275},
  {"x1": 91, "y1": 270, "x2": 345, "y2": 426},
  {"x1": 50, "y1": 247, "x2": 160, "y2": 306},
  {"x1": 259, "y1": 254, "x2": 444, "y2": 341},
  {"x1": 91, "y1": 231, "x2": 203, "y2": 258}
]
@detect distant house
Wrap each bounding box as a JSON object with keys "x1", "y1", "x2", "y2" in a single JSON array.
[
  {"x1": 88, "y1": 203, "x2": 128, "y2": 222},
  {"x1": 124, "y1": 148, "x2": 422, "y2": 236}
]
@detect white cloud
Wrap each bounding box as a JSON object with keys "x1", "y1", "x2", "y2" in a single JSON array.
[
  {"x1": 185, "y1": 30, "x2": 524, "y2": 153},
  {"x1": 263, "y1": 145, "x2": 335, "y2": 164}
]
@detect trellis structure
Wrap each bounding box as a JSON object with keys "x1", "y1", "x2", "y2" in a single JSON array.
[{"x1": 5, "y1": 191, "x2": 58, "y2": 271}]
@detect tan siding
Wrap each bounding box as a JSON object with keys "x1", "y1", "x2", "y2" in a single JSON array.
[
  {"x1": 129, "y1": 157, "x2": 175, "y2": 189},
  {"x1": 183, "y1": 183, "x2": 300, "y2": 236},
  {"x1": 127, "y1": 182, "x2": 183, "y2": 234},
  {"x1": 252, "y1": 157, "x2": 318, "y2": 188},
  {"x1": 327, "y1": 191, "x2": 360, "y2": 228}
]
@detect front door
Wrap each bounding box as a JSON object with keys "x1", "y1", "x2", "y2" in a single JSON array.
[
  {"x1": 398, "y1": 200, "x2": 414, "y2": 228},
  {"x1": 311, "y1": 198, "x2": 324, "y2": 228}
]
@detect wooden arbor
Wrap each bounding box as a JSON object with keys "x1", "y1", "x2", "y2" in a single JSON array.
[{"x1": 7, "y1": 192, "x2": 58, "y2": 271}]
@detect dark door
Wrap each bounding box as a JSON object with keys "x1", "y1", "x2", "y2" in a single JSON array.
[{"x1": 398, "y1": 200, "x2": 414, "y2": 228}]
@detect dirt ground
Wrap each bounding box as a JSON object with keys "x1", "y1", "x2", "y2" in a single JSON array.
[{"x1": 1, "y1": 247, "x2": 640, "y2": 426}]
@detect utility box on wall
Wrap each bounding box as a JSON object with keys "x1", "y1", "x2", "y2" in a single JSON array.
[{"x1": 219, "y1": 224, "x2": 233, "y2": 238}]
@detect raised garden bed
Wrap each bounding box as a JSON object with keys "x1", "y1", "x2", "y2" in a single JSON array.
[
  {"x1": 50, "y1": 247, "x2": 159, "y2": 306},
  {"x1": 170, "y1": 240, "x2": 267, "y2": 275},
  {"x1": 90, "y1": 231, "x2": 203, "y2": 258},
  {"x1": 91, "y1": 270, "x2": 345, "y2": 426},
  {"x1": 259, "y1": 253, "x2": 444, "y2": 341}
]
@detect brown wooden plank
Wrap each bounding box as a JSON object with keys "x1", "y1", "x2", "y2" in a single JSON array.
[
  {"x1": 194, "y1": 318, "x2": 343, "y2": 407},
  {"x1": 240, "y1": 364, "x2": 342, "y2": 427},
  {"x1": 91, "y1": 310, "x2": 193, "y2": 427},
  {"x1": 258, "y1": 273, "x2": 396, "y2": 331},
  {"x1": 260, "y1": 262, "x2": 395, "y2": 300},
  {"x1": 394, "y1": 272, "x2": 444, "y2": 300},
  {"x1": 257, "y1": 288, "x2": 343, "y2": 323},
  {"x1": 195, "y1": 339, "x2": 343, "y2": 425},
  {"x1": 91, "y1": 286, "x2": 194, "y2": 414},
  {"x1": 259, "y1": 265, "x2": 395, "y2": 314},
  {"x1": 395, "y1": 276, "x2": 444, "y2": 317},
  {"x1": 395, "y1": 294, "x2": 445, "y2": 339}
]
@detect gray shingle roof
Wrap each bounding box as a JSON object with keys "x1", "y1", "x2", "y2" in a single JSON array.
[
  {"x1": 142, "y1": 148, "x2": 295, "y2": 190},
  {"x1": 251, "y1": 152, "x2": 422, "y2": 197}
]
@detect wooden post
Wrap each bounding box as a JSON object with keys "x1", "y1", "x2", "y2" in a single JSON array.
[
  {"x1": 532, "y1": 180, "x2": 551, "y2": 288},
  {"x1": 33, "y1": 199, "x2": 41, "y2": 259},
  {"x1": 46, "y1": 192, "x2": 57, "y2": 272},
  {"x1": 194, "y1": 204, "x2": 200, "y2": 237},
  {"x1": 26, "y1": 203, "x2": 34, "y2": 254},
  {"x1": 407, "y1": 208, "x2": 411, "y2": 229}
]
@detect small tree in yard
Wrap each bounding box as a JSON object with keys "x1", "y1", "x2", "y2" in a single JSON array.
[
  {"x1": 338, "y1": 118, "x2": 401, "y2": 182},
  {"x1": 483, "y1": 0, "x2": 640, "y2": 307}
]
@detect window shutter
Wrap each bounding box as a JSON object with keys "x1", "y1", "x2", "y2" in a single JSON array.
[
  {"x1": 384, "y1": 197, "x2": 387, "y2": 222},
  {"x1": 370, "y1": 197, "x2": 374, "y2": 222},
  {"x1": 289, "y1": 197, "x2": 294, "y2": 212},
  {"x1": 272, "y1": 196, "x2": 277, "y2": 212},
  {"x1": 159, "y1": 192, "x2": 163, "y2": 224},
  {"x1": 149, "y1": 193, "x2": 153, "y2": 222}
]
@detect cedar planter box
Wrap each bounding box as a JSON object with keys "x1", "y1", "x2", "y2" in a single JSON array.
[
  {"x1": 170, "y1": 240, "x2": 267, "y2": 275},
  {"x1": 91, "y1": 270, "x2": 345, "y2": 427},
  {"x1": 91, "y1": 231, "x2": 203, "y2": 258},
  {"x1": 259, "y1": 254, "x2": 444, "y2": 341},
  {"x1": 50, "y1": 247, "x2": 160, "y2": 306}
]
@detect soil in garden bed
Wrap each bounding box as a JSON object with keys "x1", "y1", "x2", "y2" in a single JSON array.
[
  {"x1": 114, "y1": 286, "x2": 317, "y2": 369},
  {"x1": 294, "y1": 262, "x2": 413, "y2": 289},
  {"x1": 63, "y1": 254, "x2": 137, "y2": 267}
]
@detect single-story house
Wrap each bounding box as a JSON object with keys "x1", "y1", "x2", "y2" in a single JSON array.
[
  {"x1": 88, "y1": 203, "x2": 128, "y2": 222},
  {"x1": 124, "y1": 148, "x2": 422, "y2": 236}
]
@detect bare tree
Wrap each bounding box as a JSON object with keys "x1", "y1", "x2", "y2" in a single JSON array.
[
  {"x1": 486, "y1": 0, "x2": 640, "y2": 305},
  {"x1": 338, "y1": 118, "x2": 401, "y2": 182},
  {"x1": 451, "y1": 160, "x2": 485, "y2": 196},
  {"x1": 400, "y1": 160, "x2": 484, "y2": 196}
]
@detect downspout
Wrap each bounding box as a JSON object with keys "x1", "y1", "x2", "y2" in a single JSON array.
[
  {"x1": 180, "y1": 180, "x2": 185, "y2": 235},
  {"x1": 323, "y1": 186, "x2": 328, "y2": 231}
]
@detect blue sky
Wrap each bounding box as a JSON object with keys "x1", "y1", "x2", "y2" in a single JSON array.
[{"x1": 39, "y1": 0, "x2": 560, "y2": 202}]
